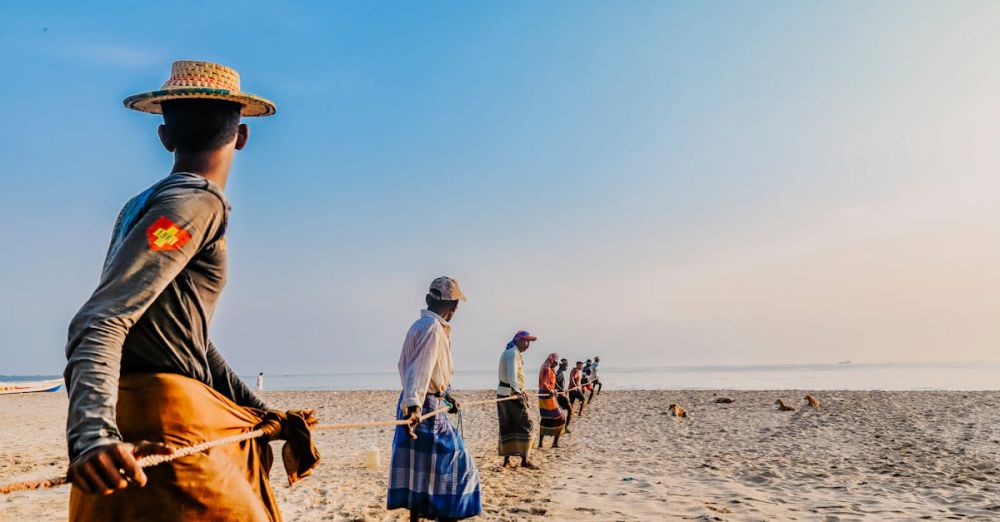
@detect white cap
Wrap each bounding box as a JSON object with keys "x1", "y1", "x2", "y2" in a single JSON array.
[{"x1": 429, "y1": 276, "x2": 467, "y2": 302}]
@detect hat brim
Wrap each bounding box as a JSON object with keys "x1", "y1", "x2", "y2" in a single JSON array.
[
  {"x1": 522, "y1": 335, "x2": 538, "y2": 342},
  {"x1": 123, "y1": 88, "x2": 276, "y2": 117}
]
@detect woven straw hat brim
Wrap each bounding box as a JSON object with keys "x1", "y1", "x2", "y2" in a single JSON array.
[{"x1": 123, "y1": 88, "x2": 276, "y2": 117}]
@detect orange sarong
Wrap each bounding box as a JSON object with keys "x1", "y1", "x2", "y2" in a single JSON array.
[{"x1": 69, "y1": 373, "x2": 316, "y2": 522}]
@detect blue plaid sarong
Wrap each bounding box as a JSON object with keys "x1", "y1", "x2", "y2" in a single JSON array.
[{"x1": 387, "y1": 393, "x2": 482, "y2": 519}]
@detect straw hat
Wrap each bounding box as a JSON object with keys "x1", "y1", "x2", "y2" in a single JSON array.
[{"x1": 123, "y1": 60, "x2": 276, "y2": 117}]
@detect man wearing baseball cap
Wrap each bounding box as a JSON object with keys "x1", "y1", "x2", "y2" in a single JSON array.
[
  {"x1": 496, "y1": 330, "x2": 539, "y2": 469},
  {"x1": 388, "y1": 277, "x2": 482, "y2": 521}
]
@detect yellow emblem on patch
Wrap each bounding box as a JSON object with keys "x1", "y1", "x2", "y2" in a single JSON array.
[{"x1": 146, "y1": 216, "x2": 192, "y2": 251}]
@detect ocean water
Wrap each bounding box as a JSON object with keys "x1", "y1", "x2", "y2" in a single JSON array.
[
  {"x1": 8, "y1": 362, "x2": 998, "y2": 392},
  {"x1": 239, "y1": 362, "x2": 1000, "y2": 391}
]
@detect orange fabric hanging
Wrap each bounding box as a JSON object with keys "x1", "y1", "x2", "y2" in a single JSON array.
[{"x1": 69, "y1": 373, "x2": 318, "y2": 522}]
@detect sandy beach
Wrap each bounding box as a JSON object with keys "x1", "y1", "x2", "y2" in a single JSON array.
[{"x1": 3, "y1": 389, "x2": 1000, "y2": 520}]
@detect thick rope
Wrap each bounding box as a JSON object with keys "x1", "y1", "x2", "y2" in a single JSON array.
[
  {"x1": 313, "y1": 405, "x2": 449, "y2": 431},
  {"x1": 136, "y1": 428, "x2": 268, "y2": 468},
  {"x1": 0, "y1": 392, "x2": 559, "y2": 494},
  {"x1": 311, "y1": 391, "x2": 560, "y2": 430},
  {"x1": 0, "y1": 388, "x2": 592, "y2": 495},
  {"x1": 0, "y1": 428, "x2": 269, "y2": 495}
]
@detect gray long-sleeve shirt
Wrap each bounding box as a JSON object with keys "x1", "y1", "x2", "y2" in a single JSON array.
[{"x1": 64, "y1": 172, "x2": 265, "y2": 460}]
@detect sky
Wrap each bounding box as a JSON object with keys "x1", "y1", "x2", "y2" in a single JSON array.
[{"x1": 2, "y1": 1, "x2": 999, "y2": 376}]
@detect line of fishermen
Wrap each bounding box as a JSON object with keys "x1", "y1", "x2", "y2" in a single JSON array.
[
  {"x1": 60, "y1": 60, "x2": 600, "y2": 522},
  {"x1": 390, "y1": 277, "x2": 603, "y2": 521}
]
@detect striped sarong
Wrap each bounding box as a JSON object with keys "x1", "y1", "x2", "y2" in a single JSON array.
[
  {"x1": 497, "y1": 395, "x2": 534, "y2": 456},
  {"x1": 538, "y1": 388, "x2": 565, "y2": 436},
  {"x1": 387, "y1": 394, "x2": 481, "y2": 519}
]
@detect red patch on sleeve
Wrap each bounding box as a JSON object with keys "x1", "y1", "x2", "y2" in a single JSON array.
[{"x1": 146, "y1": 216, "x2": 192, "y2": 251}]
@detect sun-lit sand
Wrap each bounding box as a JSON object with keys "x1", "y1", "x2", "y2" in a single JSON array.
[{"x1": 3, "y1": 389, "x2": 1000, "y2": 520}]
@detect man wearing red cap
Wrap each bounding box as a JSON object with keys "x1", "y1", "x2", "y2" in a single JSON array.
[{"x1": 496, "y1": 330, "x2": 539, "y2": 469}]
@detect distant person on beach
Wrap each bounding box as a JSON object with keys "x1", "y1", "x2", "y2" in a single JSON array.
[
  {"x1": 497, "y1": 330, "x2": 539, "y2": 469},
  {"x1": 388, "y1": 277, "x2": 481, "y2": 521},
  {"x1": 537, "y1": 353, "x2": 566, "y2": 448},
  {"x1": 569, "y1": 361, "x2": 588, "y2": 416},
  {"x1": 589, "y1": 356, "x2": 603, "y2": 400},
  {"x1": 63, "y1": 61, "x2": 317, "y2": 520},
  {"x1": 582, "y1": 359, "x2": 595, "y2": 404},
  {"x1": 555, "y1": 358, "x2": 574, "y2": 433},
  {"x1": 256, "y1": 372, "x2": 264, "y2": 391}
]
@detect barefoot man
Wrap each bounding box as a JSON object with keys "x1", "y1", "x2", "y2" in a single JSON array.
[
  {"x1": 589, "y1": 355, "x2": 603, "y2": 398},
  {"x1": 497, "y1": 330, "x2": 538, "y2": 469},
  {"x1": 389, "y1": 277, "x2": 482, "y2": 521},
  {"x1": 569, "y1": 361, "x2": 588, "y2": 416},
  {"x1": 64, "y1": 61, "x2": 317, "y2": 521},
  {"x1": 537, "y1": 353, "x2": 566, "y2": 449},
  {"x1": 555, "y1": 358, "x2": 574, "y2": 433}
]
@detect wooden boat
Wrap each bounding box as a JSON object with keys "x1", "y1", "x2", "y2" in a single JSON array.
[{"x1": 0, "y1": 378, "x2": 63, "y2": 395}]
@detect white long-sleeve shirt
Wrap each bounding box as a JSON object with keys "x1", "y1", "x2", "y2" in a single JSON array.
[
  {"x1": 398, "y1": 309, "x2": 454, "y2": 409},
  {"x1": 497, "y1": 347, "x2": 526, "y2": 396}
]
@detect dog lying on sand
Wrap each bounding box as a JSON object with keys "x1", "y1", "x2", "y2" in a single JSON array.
[
  {"x1": 668, "y1": 404, "x2": 688, "y2": 417},
  {"x1": 775, "y1": 399, "x2": 796, "y2": 412},
  {"x1": 804, "y1": 394, "x2": 820, "y2": 409}
]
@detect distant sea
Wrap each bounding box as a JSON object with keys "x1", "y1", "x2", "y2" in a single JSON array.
[
  {"x1": 7, "y1": 362, "x2": 998, "y2": 391},
  {"x1": 246, "y1": 362, "x2": 1000, "y2": 391}
]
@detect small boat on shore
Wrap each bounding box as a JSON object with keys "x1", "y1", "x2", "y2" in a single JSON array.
[{"x1": 0, "y1": 379, "x2": 63, "y2": 395}]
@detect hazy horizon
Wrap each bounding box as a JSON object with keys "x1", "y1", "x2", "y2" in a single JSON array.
[
  {"x1": 3, "y1": 1, "x2": 1000, "y2": 376},
  {"x1": 6, "y1": 361, "x2": 1000, "y2": 392}
]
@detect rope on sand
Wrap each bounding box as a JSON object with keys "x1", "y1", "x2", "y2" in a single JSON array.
[
  {"x1": 0, "y1": 390, "x2": 573, "y2": 494},
  {"x1": 0, "y1": 476, "x2": 68, "y2": 495}
]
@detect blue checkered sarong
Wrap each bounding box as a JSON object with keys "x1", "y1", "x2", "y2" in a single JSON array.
[{"x1": 387, "y1": 393, "x2": 482, "y2": 519}]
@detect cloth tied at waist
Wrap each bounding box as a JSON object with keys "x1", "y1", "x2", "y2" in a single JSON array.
[
  {"x1": 69, "y1": 373, "x2": 320, "y2": 522},
  {"x1": 257, "y1": 408, "x2": 321, "y2": 486}
]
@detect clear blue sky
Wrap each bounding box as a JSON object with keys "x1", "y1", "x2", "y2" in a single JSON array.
[{"x1": 2, "y1": 1, "x2": 1000, "y2": 375}]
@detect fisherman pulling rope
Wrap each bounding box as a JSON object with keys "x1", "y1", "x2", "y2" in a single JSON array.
[
  {"x1": 1, "y1": 60, "x2": 599, "y2": 521},
  {"x1": 57, "y1": 61, "x2": 319, "y2": 521},
  {"x1": 538, "y1": 353, "x2": 568, "y2": 449},
  {"x1": 388, "y1": 277, "x2": 481, "y2": 522},
  {"x1": 497, "y1": 330, "x2": 540, "y2": 469}
]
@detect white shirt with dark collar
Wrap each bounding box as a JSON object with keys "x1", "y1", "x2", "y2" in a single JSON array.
[{"x1": 497, "y1": 347, "x2": 526, "y2": 396}]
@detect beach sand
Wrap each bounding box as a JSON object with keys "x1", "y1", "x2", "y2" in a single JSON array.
[{"x1": 3, "y1": 390, "x2": 1000, "y2": 520}]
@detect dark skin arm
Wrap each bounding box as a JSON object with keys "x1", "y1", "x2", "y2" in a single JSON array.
[
  {"x1": 404, "y1": 406, "x2": 421, "y2": 439},
  {"x1": 444, "y1": 392, "x2": 461, "y2": 414},
  {"x1": 68, "y1": 441, "x2": 173, "y2": 495},
  {"x1": 404, "y1": 394, "x2": 462, "y2": 438}
]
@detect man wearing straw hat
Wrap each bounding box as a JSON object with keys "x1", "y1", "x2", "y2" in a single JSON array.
[
  {"x1": 496, "y1": 330, "x2": 539, "y2": 469},
  {"x1": 64, "y1": 61, "x2": 317, "y2": 521},
  {"x1": 388, "y1": 277, "x2": 482, "y2": 521}
]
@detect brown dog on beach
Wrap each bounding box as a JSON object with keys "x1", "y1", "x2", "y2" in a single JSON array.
[
  {"x1": 668, "y1": 404, "x2": 688, "y2": 417},
  {"x1": 775, "y1": 399, "x2": 795, "y2": 412},
  {"x1": 804, "y1": 395, "x2": 820, "y2": 409}
]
